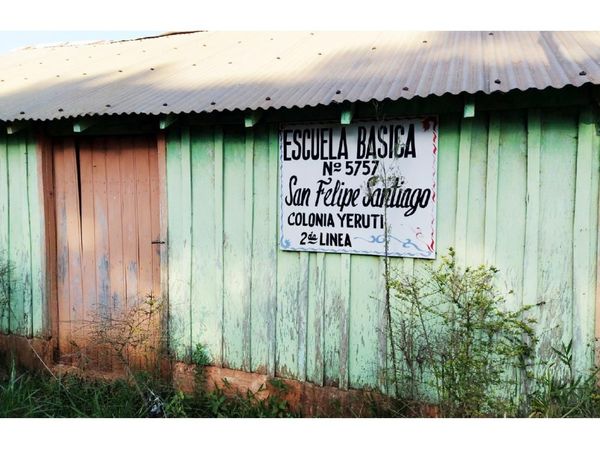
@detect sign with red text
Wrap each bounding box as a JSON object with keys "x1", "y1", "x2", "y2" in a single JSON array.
[{"x1": 279, "y1": 117, "x2": 438, "y2": 258}]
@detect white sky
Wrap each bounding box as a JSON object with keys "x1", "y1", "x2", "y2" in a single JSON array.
[
  {"x1": 0, "y1": 0, "x2": 597, "y2": 31},
  {"x1": 0, "y1": 1, "x2": 594, "y2": 54},
  {"x1": 0, "y1": 31, "x2": 160, "y2": 54}
]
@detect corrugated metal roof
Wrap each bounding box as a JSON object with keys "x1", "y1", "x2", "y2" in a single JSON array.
[{"x1": 1, "y1": 31, "x2": 599, "y2": 122}]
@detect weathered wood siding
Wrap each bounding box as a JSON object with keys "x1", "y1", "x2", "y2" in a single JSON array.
[
  {"x1": 166, "y1": 104, "x2": 600, "y2": 391},
  {"x1": 0, "y1": 133, "x2": 45, "y2": 337}
]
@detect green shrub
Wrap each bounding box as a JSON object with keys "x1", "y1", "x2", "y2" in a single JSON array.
[
  {"x1": 388, "y1": 248, "x2": 537, "y2": 417},
  {"x1": 528, "y1": 341, "x2": 600, "y2": 417}
]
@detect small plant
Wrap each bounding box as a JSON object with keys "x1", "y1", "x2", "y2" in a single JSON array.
[
  {"x1": 268, "y1": 377, "x2": 288, "y2": 392},
  {"x1": 0, "y1": 257, "x2": 13, "y2": 331},
  {"x1": 528, "y1": 340, "x2": 600, "y2": 417},
  {"x1": 388, "y1": 248, "x2": 538, "y2": 417},
  {"x1": 192, "y1": 343, "x2": 211, "y2": 367},
  {"x1": 164, "y1": 389, "x2": 186, "y2": 418}
]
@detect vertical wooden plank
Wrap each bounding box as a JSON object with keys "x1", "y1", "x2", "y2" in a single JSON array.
[
  {"x1": 134, "y1": 136, "x2": 152, "y2": 300},
  {"x1": 213, "y1": 127, "x2": 225, "y2": 367},
  {"x1": 120, "y1": 137, "x2": 137, "y2": 311},
  {"x1": 63, "y1": 139, "x2": 84, "y2": 361},
  {"x1": 339, "y1": 253, "x2": 351, "y2": 390},
  {"x1": 27, "y1": 136, "x2": 44, "y2": 337},
  {"x1": 53, "y1": 141, "x2": 72, "y2": 358},
  {"x1": 484, "y1": 113, "x2": 500, "y2": 265},
  {"x1": 377, "y1": 255, "x2": 388, "y2": 394},
  {"x1": 92, "y1": 138, "x2": 112, "y2": 370},
  {"x1": 465, "y1": 116, "x2": 488, "y2": 267},
  {"x1": 522, "y1": 108, "x2": 542, "y2": 389},
  {"x1": 243, "y1": 128, "x2": 254, "y2": 372},
  {"x1": 297, "y1": 252, "x2": 309, "y2": 382},
  {"x1": 267, "y1": 125, "x2": 278, "y2": 377},
  {"x1": 495, "y1": 112, "x2": 528, "y2": 311},
  {"x1": 21, "y1": 135, "x2": 33, "y2": 337},
  {"x1": 146, "y1": 135, "x2": 162, "y2": 370},
  {"x1": 147, "y1": 136, "x2": 161, "y2": 301},
  {"x1": 323, "y1": 253, "x2": 342, "y2": 385},
  {"x1": 572, "y1": 106, "x2": 599, "y2": 374},
  {"x1": 134, "y1": 136, "x2": 153, "y2": 301},
  {"x1": 436, "y1": 114, "x2": 460, "y2": 255},
  {"x1": 275, "y1": 247, "x2": 301, "y2": 378},
  {"x1": 454, "y1": 117, "x2": 473, "y2": 264},
  {"x1": 157, "y1": 133, "x2": 169, "y2": 372},
  {"x1": 38, "y1": 134, "x2": 57, "y2": 339},
  {"x1": 133, "y1": 135, "x2": 155, "y2": 369},
  {"x1": 157, "y1": 132, "x2": 169, "y2": 334},
  {"x1": 306, "y1": 251, "x2": 325, "y2": 385},
  {"x1": 250, "y1": 126, "x2": 272, "y2": 374},
  {"x1": 189, "y1": 128, "x2": 205, "y2": 356},
  {"x1": 78, "y1": 139, "x2": 97, "y2": 365},
  {"x1": 348, "y1": 254, "x2": 380, "y2": 389},
  {"x1": 120, "y1": 136, "x2": 141, "y2": 366},
  {"x1": 222, "y1": 127, "x2": 248, "y2": 370},
  {"x1": 523, "y1": 110, "x2": 541, "y2": 312},
  {"x1": 536, "y1": 109, "x2": 578, "y2": 359},
  {"x1": 105, "y1": 137, "x2": 126, "y2": 370},
  {"x1": 0, "y1": 135, "x2": 9, "y2": 333},
  {"x1": 190, "y1": 128, "x2": 219, "y2": 363},
  {"x1": 7, "y1": 135, "x2": 32, "y2": 335},
  {"x1": 166, "y1": 128, "x2": 192, "y2": 359},
  {"x1": 131, "y1": 136, "x2": 153, "y2": 367}
]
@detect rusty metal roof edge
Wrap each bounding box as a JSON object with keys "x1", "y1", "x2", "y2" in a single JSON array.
[{"x1": 1, "y1": 83, "x2": 595, "y2": 124}]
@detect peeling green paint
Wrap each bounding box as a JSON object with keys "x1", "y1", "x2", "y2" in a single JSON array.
[
  {"x1": 0, "y1": 133, "x2": 44, "y2": 337},
  {"x1": 166, "y1": 104, "x2": 600, "y2": 389},
  {"x1": 1, "y1": 94, "x2": 595, "y2": 390}
]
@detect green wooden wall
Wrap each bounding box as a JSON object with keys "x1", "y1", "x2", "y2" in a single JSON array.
[
  {"x1": 1, "y1": 96, "x2": 598, "y2": 392},
  {"x1": 166, "y1": 104, "x2": 600, "y2": 392},
  {"x1": 0, "y1": 133, "x2": 45, "y2": 337}
]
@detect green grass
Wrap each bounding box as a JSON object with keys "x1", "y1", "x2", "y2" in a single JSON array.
[
  {"x1": 4, "y1": 360, "x2": 600, "y2": 418},
  {"x1": 0, "y1": 362, "x2": 298, "y2": 418}
]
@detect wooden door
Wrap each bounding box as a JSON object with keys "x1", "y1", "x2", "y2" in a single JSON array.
[{"x1": 52, "y1": 135, "x2": 162, "y2": 372}]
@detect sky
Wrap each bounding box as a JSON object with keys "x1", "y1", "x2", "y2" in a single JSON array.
[
  {"x1": 0, "y1": 31, "x2": 161, "y2": 54},
  {"x1": 0, "y1": 0, "x2": 597, "y2": 34}
]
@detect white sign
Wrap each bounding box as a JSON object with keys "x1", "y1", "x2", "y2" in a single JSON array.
[{"x1": 279, "y1": 117, "x2": 438, "y2": 258}]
